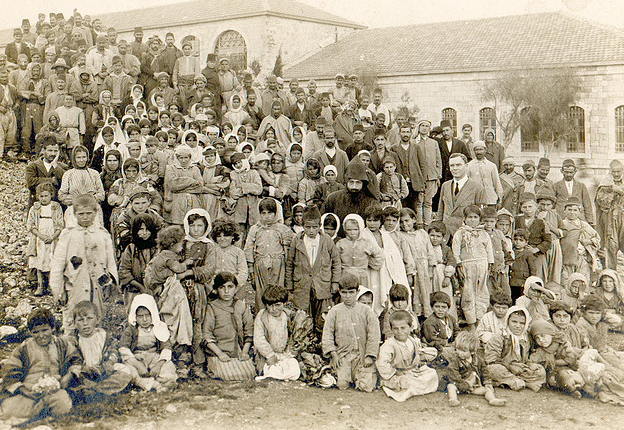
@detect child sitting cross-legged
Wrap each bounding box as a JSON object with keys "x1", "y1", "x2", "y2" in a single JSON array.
[
  {"x1": 253, "y1": 285, "x2": 302, "y2": 381},
  {"x1": 379, "y1": 283, "x2": 419, "y2": 342},
  {"x1": 322, "y1": 273, "x2": 381, "y2": 392},
  {"x1": 201, "y1": 272, "x2": 256, "y2": 381},
  {"x1": 528, "y1": 319, "x2": 584, "y2": 399},
  {"x1": 0, "y1": 309, "x2": 74, "y2": 423},
  {"x1": 376, "y1": 310, "x2": 438, "y2": 402},
  {"x1": 119, "y1": 294, "x2": 178, "y2": 392},
  {"x1": 484, "y1": 306, "x2": 546, "y2": 392},
  {"x1": 421, "y1": 291, "x2": 458, "y2": 351},
  {"x1": 436, "y1": 331, "x2": 507, "y2": 407},
  {"x1": 65, "y1": 301, "x2": 133, "y2": 401},
  {"x1": 476, "y1": 291, "x2": 512, "y2": 346}
]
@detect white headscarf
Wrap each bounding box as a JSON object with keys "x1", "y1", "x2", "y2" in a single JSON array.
[
  {"x1": 183, "y1": 208, "x2": 212, "y2": 243},
  {"x1": 128, "y1": 294, "x2": 170, "y2": 342}
]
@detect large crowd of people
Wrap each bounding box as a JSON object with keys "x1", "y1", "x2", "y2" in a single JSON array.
[{"x1": 1, "y1": 9, "x2": 624, "y2": 424}]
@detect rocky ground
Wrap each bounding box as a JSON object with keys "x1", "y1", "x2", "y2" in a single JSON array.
[{"x1": 0, "y1": 159, "x2": 623, "y2": 430}]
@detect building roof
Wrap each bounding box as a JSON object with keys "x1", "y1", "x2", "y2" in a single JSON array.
[
  {"x1": 284, "y1": 12, "x2": 624, "y2": 79},
  {"x1": 95, "y1": 0, "x2": 364, "y2": 32}
]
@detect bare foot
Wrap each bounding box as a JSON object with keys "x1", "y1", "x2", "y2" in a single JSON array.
[
  {"x1": 449, "y1": 399, "x2": 461, "y2": 407},
  {"x1": 488, "y1": 398, "x2": 507, "y2": 406}
]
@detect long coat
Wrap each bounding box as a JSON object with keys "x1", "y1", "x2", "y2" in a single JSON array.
[{"x1": 285, "y1": 231, "x2": 341, "y2": 310}]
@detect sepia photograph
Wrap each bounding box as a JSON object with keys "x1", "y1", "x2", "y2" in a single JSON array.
[{"x1": 0, "y1": 0, "x2": 622, "y2": 428}]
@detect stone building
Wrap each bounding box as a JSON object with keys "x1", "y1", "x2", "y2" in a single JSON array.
[{"x1": 284, "y1": 12, "x2": 624, "y2": 174}]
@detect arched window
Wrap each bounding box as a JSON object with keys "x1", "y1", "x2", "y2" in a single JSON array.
[
  {"x1": 567, "y1": 106, "x2": 585, "y2": 152},
  {"x1": 479, "y1": 107, "x2": 496, "y2": 140},
  {"x1": 214, "y1": 30, "x2": 247, "y2": 71},
  {"x1": 181, "y1": 35, "x2": 200, "y2": 56},
  {"x1": 520, "y1": 107, "x2": 539, "y2": 152},
  {"x1": 441, "y1": 108, "x2": 457, "y2": 137},
  {"x1": 616, "y1": 105, "x2": 624, "y2": 153}
]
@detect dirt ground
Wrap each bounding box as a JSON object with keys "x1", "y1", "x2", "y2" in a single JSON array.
[{"x1": 1, "y1": 159, "x2": 624, "y2": 430}]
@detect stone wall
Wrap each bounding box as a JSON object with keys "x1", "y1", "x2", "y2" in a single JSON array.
[
  {"x1": 118, "y1": 16, "x2": 356, "y2": 80},
  {"x1": 308, "y1": 65, "x2": 624, "y2": 176}
]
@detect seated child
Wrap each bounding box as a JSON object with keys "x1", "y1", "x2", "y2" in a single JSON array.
[
  {"x1": 562, "y1": 273, "x2": 588, "y2": 319},
  {"x1": 528, "y1": 319, "x2": 584, "y2": 398},
  {"x1": 436, "y1": 331, "x2": 507, "y2": 407},
  {"x1": 65, "y1": 301, "x2": 132, "y2": 400},
  {"x1": 379, "y1": 284, "x2": 419, "y2": 341},
  {"x1": 254, "y1": 285, "x2": 301, "y2": 381},
  {"x1": 549, "y1": 301, "x2": 590, "y2": 349},
  {"x1": 322, "y1": 274, "x2": 381, "y2": 392},
  {"x1": 594, "y1": 269, "x2": 624, "y2": 332},
  {"x1": 201, "y1": 272, "x2": 256, "y2": 381},
  {"x1": 484, "y1": 306, "x2": 546, "y2": 392},
  {"x1": 422, "y1": 291, "x2": 458, "y2": 350},
  {"x1": 119, "y1": 294, "x2": 178, "y2": 391},
  {"x1": 0, "y1": 309, "x2": 73, "y2": 422},
  {"x1": 516, "y1": 276, "x2": 555, "y2": 322},
  {"x1": 50, "y1": 194, "x2": 118, "y2": 332},
  {"x1": 476, "y1": 291, "x2": 512, "y2": 345},
  {"x1": 376, "y1": 310, "x2": 438, "y2": 402}
]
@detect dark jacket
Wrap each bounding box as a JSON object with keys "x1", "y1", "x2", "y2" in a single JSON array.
[
  {"x1": 25, "y1": 158, "x2": 68, "y2": 205},
  {"x1": 439, "y1": 138, "x2": 472, "y2": 183}
]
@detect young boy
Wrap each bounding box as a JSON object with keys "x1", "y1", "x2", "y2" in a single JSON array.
[
  {"x1": 452, "y1": 205, "x2": 494, "y2": 329},
  {"x1": 560, "y1": 197, "x2": 602, "y2": 288},
  {"x1": 484, "y1": 306, "x2": 546, "y2": 391},
  {"x1": 1, "y1": 309, "x2": 73, "y2": 421},
  {"x1": 65, "y1": 301, "x2": 133, "y2": 400},
  {"x1": 422, "y1": 291, "x2": 458, "y2": 350},
  {"x1": 50, "y1": 194, "x2": 118, "y2": 332},
  {"x1": 379, "y1": 283, "x2": 419, "y2": 341},
  {"x1": 322, "y1": 274, "x2": 381, "y2": 391},
  {"x1": 286, "y1": 205, "x2": 341, "y2": 336},
  {"x1": 509, "y1": 228, "x2": 538, "y2": 302},
  {"x1": 476, "y1": 291, "x2": 512, "y2": 345},
  {"x1": 376, "y1": 310, "x2": 438, "y2": 402},
  {"x1": 515, "y1": 192, "x2": 551, "y2": 284},
  {"x1": 482, "y1": 206, "x2": 512, "y2": 298}
]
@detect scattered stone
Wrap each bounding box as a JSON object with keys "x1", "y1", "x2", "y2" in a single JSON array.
[{"x1": 165, "y1": 404, "x2": 178, "y2": 413}]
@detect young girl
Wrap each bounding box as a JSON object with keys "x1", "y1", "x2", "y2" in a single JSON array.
[
  {"x1": 164, "y1": 145, "x2": 204, "y2": 226},
  {"x1": 66, "y1": 301, "x2": 133, "y2": 399},
  {"x1": 400, "y1": 208, "x2": 437, "y2": 318},
  {"x1": 181, "y1": 130, "x2": 203, "y2": 165},
  {"x1": 298, "y1": 158, "x2": 324, "y2": 205},
  {"x1": 515, "y1": 276, "x2": 555, "y2": 322},
  {"x1": 484, "y1": 306, "x2": 546, "y2": 392},
  {"x1": 58, "y1": 145, "x2": 105, "y2": 228},
  {"x1": 118, "y1": 213, "x2": 160, "y2": 307},
  {"x1": 366, "y1": 205, "x2": 409, "y2": 316},
  {"x1": 321, "y1": 212, "x2": 340, "y2": 241},
  {"x1": 211, "y1": 220, "x2": 249, "y2": 288},
  {"x1": 223, "y1": 94, "x2": 251, "y2": 128},
  {"x1": 452, "y1": 205, "x2": 494, "y2": 328},
  {"x1": 27, "y1": 183, "x2": 64, "y2": 296},
  {"x1": 201, "y1": 146, "x2": 229, "y2": 222},
  {"x1": 312, "y1": 165, "x2": 344, "y2": 208},
  {"x1": 108, "y1": 158, "x2": 145, "y2": 230},
  {"x1": 536, "y1": 189, "x2": 564, "y2": 285},
  {"x1": 289, "y1": 203, "x2": 305, "y2": 234},
  {"x1": 482, "y1": 206, "x2": 513, "y2": 299},
  {"x1": 377, "y1": 156, "x2": 408, "y2": 209},
  {"x1": 594, "y1": 269, "x2": 624, "y2": 332},
  {"x1": 477, "y1": 291, "x2": 512, "y2": 345},
  {"x1": 284, "y1": 142, "x2": 305, "y2": 203},
  {"x1": 119, "y1": 294, "x2": 178, "y2": 391},
  {"x1": 201, "y1": 272, "x2": 256, "y2": 381},
  {"x1": 244, "y1": 198, "x2": 293, "y2": 311},
  {"x1": 254, "y1": 285, "x2": 302, "y2": 381},
  {"x1": 143, "y1": 226, "x2": 194, "y2": 356},
  {"x1": 92, "y1": 125, "x2": 118, "y2": 172},
  {"x1": 336, "y1": 214, "x2": 384, "y2": 310}
]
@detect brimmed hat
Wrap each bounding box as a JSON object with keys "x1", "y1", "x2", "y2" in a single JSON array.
[
  {"x1": 562, "y1": 159, "x2": 576, "y2": 169},
  {"x1": 52, "y1": 58, "x2": 69, "y2": 69}
]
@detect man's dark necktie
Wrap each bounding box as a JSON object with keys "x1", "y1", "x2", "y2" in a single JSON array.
[{"x1": 454, "y1": 182, "x2": 459, "y2": 195}]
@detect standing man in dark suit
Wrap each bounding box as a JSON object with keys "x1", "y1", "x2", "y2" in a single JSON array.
[
  {"x1": 553, "y1": 159, "x2": 594, "y2": 225},
  {"x1": 25, "y1": 137, "x2": 67, "y2": 207},
  {"x1": 391, "y1": 123, "x2": 424, "y2": 218},
  {"x1": 439, "y1": 119, "x2": 472, "y2": 183},
  {"x1": 438, "y1": 153, "x2": 485, "y2": 239},
  {"x1": 5, "y1": 28, "x2": 31, "y2": 65}
]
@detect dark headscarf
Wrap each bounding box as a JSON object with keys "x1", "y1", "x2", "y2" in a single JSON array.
[{"x1": 131, "y1": 213, "x2": 159, "y2": 250}]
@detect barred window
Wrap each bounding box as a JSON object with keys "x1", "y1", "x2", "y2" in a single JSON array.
[
  {"x1": 616, "y1": 105, "x2": 624, "y2": 153},
  {"x1": 441, "y1": 108, "x2": 457, "y2": 137},
  {"x1": 214, "y1": 30, "x2": 247, "y2": 71},
  {"x1": 479, "y1": 107, "x2": 496, "y2": 140},
  {"x1": 520, "y1": 107, "x2": 539, "y2": 152},
  {"x1": 567, "y1": 106, "x2": 585, "y2": 153}
]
